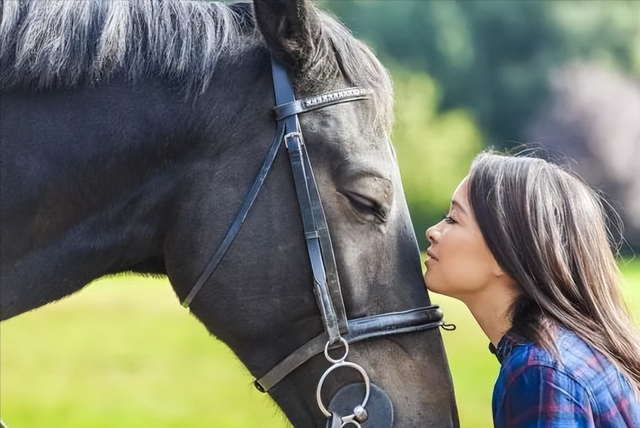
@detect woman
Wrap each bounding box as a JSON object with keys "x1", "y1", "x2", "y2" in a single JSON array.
[{"x1": 424, "y1": 151, "x2": 640, "y2": 427}]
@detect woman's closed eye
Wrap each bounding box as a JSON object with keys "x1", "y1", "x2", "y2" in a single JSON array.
[{"x1": 443, "y1": 215, "x2": 457, "y2": 225}]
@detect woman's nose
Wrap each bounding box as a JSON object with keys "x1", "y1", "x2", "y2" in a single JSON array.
[{"x1": 426, "y1": 225, "x2": 436, "y2": 243}]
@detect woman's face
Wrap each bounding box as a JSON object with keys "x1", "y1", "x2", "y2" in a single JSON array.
[{"x1": 424, "y1": 176, "x2": 502, "y2": 302}]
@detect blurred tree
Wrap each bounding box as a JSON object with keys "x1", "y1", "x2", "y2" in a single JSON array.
[
  {"x1": 551, "y1": 1, "x2": 640, "y2": 76},
  {"x1": 391, "y1": 69, "x2": 482, "y2": 248},
  {"x1": 525, "y1": 63, "x2": 640, "y2": 253},
  {"x1": 323, "y1": 0, "x2": 639, "y2": 146}
]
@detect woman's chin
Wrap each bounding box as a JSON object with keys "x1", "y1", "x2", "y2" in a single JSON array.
[{"x1": 424, "y1": 274, "x2": 440, "y2": 294}]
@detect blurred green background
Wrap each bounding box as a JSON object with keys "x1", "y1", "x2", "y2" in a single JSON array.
[{"x1": 2, "y1": 0, "x2": 639, "y2": 427}]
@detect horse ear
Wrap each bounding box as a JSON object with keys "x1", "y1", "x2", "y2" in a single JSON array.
[{"x1": 253, "y1": 0, "x2": 324, "y2": 70}]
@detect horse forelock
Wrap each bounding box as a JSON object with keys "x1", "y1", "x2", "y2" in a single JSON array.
[
  {"x1": 292, "y1": 10, "x2": 394, "y2": 136},
  {"x1": 318, "y1": 14, "x2": 395, "y2": 135},
  {"x1": 0, "y1": 0, "x2": 254, "y2": 93}
]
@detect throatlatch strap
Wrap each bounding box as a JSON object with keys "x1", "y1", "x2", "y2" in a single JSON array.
[{"x1": 181, "y1": 114, "x2": 286, "y2": 307}]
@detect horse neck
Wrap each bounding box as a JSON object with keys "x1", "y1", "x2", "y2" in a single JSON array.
[
  {"x1": 55, "y1": 77, "x2": 250, "y2": 278},
  {"x1": 1, "y1": 77, "x2": 214, "y2": 318}
]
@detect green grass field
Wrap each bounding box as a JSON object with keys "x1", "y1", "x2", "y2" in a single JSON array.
[{"x1": 1, "y1": 259, "x2": 638, "y2": 428}]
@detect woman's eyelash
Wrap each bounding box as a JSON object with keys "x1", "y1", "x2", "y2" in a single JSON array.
[{"x1": 443, "y1": 215, "x2": 457, "y2": 224}]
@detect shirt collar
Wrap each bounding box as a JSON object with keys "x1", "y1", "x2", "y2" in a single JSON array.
[{"x1": 489, "y1": 333, "x2": 521, "y2": 364}]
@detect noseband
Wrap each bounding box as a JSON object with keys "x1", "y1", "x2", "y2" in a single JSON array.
[{"x1": 181, "y1": 57, "x2": 445, "y2": 427}]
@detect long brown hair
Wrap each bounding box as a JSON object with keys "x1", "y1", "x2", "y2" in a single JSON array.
[{"x1": 467, "y1": 150, "x2": 640, "y2": 394}]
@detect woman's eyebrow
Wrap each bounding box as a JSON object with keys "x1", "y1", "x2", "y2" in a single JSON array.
[{"x1": 451, "y1": 199, "x2": 467, "y2": 216}]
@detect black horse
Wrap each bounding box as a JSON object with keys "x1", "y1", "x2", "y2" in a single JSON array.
[{"x1": 0, "y1": 0, "x2": 459, "y2": 426}]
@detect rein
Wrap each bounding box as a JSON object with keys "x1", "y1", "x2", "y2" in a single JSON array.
[{"x1": 181, "y1": 56, "x2": 445, "y2": 427}]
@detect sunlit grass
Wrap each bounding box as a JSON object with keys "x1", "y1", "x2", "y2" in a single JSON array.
[
  {"x1": 1, "y1": 260, "x2": 638, "y2": 427},
  {"x1": 0, "y1": 276, "x2": 288, "y2": 428}
]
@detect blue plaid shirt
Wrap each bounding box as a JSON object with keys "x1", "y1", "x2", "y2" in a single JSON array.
[{"x1": 491, "y1": 327, "x2": 640, "y2": 428}]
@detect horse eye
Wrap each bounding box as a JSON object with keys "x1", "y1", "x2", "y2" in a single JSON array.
[{"x1": 342, "y1": 191, "x2": 388, "y2": 223}]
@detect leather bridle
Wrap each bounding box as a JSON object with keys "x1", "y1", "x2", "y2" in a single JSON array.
[{"x1": 181, "y1": 56, "x2": 446, "y2": 427}]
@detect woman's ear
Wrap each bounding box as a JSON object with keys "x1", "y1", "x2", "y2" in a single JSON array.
[
  {"x1": 493, "y1": 262, "x2": 519, "y2": 294},
  {"x1": 253, "y1": 0, "x2": 325, "y2": 72},
  {"x1": 491, "y1": 258, "x2": 512, "y2": 280}
]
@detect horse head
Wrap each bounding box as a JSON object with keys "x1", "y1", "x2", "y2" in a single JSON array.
[{"x1": 171, "y1": 1, "x2": 459, "y2": 426}]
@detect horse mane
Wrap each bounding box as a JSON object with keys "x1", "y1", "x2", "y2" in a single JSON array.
[
  {"x1": 0, "y1": 0, "x2": 393, "y2": 131},
  {"x1": 315, "y1": 13, "x2": 394, "y2": 133},
  {"x1": 0, "y1": 0, "x2": 253, "y2": 93}
]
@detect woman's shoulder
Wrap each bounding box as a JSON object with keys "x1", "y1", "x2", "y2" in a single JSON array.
[
  {"x1": 501, "y1": 328, "x2": 618, "y2": 384},
  {"x1": 493, "y1": 329, "x2": 640, "y2": 427},
  {"x1": 498, "y1": 327, "x2": 637, "y2": 404}
]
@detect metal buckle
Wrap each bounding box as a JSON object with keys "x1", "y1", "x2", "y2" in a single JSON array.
[
  {"x1": 284, "y1": 131, "x2": 303, "y2": 149},
  {"x1": 316, "y1": 338, "x2": 370, "y2": 426}
]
